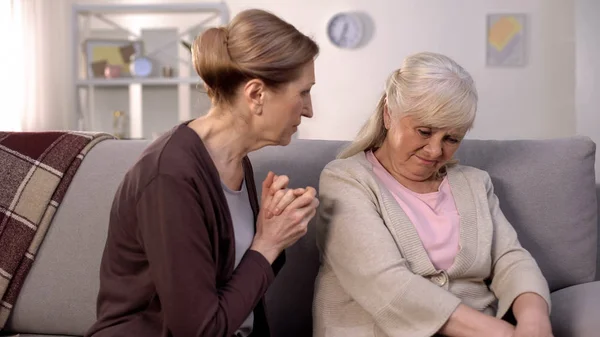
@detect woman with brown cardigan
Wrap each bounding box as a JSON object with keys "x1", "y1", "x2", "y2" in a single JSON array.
[{"x1": 86, "y1": 9, "x2": 319, "y2": 337}]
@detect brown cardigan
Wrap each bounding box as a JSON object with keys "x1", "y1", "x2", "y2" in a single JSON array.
[{"x1": 86, "y1": 123, "x2": 284, "y2": 337}]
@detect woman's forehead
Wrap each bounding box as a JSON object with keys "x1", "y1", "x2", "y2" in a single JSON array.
[{"x1": 401, "y1": 115, "x2": 467, "y2": 135}]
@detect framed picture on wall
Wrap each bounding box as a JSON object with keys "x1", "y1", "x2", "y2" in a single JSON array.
[
  {"x1": 486, "y1": 13, "x2": 528, "y2": 67},
  {"x1": 83, "y1": 39, "x2": 144, "y2": 78}
]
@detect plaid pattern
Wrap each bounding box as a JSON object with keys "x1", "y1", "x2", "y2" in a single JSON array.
[{"x1": 0, "y1": 131, "x2": 114, "y2": 328}]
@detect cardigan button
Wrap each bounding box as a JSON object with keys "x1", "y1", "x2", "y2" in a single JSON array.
[{"x1": 431, "y1": 271, "x2": 449, "y2": 287}]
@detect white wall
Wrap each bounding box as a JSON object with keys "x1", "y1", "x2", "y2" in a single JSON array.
[
  {"x1": 76, "y1": 0, "x2": 576, "y2": 142},
  {"x1": 576, "y1": 0, "x2": 600, "y2": 181},
  {"x1": 299, "y1": 0, "x2": 576, "y2": 142}
]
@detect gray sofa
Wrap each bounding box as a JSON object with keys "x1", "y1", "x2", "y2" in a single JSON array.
[{"x1": 3, "y1": 136, "x2": 600, "y2": 337}]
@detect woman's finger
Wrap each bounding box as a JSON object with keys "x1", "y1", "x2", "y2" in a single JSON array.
[
  {"x1": 271, "y1": 189, "x2": 303, "y2": 216},
  {"x1": 287, "y1": 186, "x2": 317, "y2": 210},
  {"x1": 293, "y1": 187, "x2": 306, "y2": 196},
  {"x1": 267, "y1": 188, "x2": 289, "y2": 215},
  {"x1": 261, "y1": 171, "x2": 275, "y2": 202},
  {"x1": 269, "y1": 175, "x2": 290, "y2": 194}
]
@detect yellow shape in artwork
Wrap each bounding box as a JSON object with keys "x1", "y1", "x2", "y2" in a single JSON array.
[
  {"x1": 92, "y1": 46, "x2": 130, "y2": 74},
  {"x1": 488, "y1": 16, "x2": 522, "y2": 52}
]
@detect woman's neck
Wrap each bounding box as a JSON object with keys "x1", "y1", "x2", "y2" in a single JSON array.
[
  {"x1": 373, "y1": 146, "x2": 442, "y2": 194},
  {"x1": 188, "y1": 108, "x2": 257, "y2": 191}
]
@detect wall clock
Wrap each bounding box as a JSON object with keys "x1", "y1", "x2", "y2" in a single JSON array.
[{"x1": 327, "y1": 12, "x2": 365, "y2": 49}]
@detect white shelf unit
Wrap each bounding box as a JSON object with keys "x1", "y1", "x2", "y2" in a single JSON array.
[
  {"x1": 75, "y1": 77, "x2": 203, "y2": 87},
  {"x1": 72, "y1": 3, "x2": 229, "y2": 139}
]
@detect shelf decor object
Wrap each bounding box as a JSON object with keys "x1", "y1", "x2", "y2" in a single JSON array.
[
  {"x1": 129, "y1": 55, "x2": 153, "y2": 78},
  {"x1": 83, "y1": 38, "x2": 143, "y2": 77}
]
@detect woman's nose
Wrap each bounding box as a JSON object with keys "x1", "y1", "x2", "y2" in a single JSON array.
[
  {"x1": 302, "y1": 104, "x2": 313, "y2": 118},
  {"x1": 424, "y1": 140, "x2": 442, "y2": 158}
]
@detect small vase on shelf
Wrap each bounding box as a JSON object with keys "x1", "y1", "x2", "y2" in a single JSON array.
[{"x1": 112, "y1": 110, "x2": 128, "y2": 139}]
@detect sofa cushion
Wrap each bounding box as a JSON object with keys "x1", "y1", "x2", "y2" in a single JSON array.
[
  {"x1": 5, "y1": 140, "x2": 150, "y2": 335},
  {"x1": 550, "y1": 281, "x2": 600, "y2": 337}
]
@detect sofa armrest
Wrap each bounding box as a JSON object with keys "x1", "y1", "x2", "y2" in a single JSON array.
[
  {"x1": 550, "y1": 281, "x2": 600, "y2": 337},
  {"x1": 596, "y1": 185, "x2": 600, "y2": 281}
]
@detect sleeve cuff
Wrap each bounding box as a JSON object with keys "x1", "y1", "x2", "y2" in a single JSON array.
[
  {"x1": 245, "y1": 249, "x2": 276, "y2": 284},
  {"x1": 494, "y1": 268, "x2": 552, "y2": 318},
  {"x1": 374, "y1": 275, "x2": 463, "y2": 337}
]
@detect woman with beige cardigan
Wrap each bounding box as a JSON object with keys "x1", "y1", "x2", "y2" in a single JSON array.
[{"x1": 313, "y1": 52, "x2": 553, "y2": 337}]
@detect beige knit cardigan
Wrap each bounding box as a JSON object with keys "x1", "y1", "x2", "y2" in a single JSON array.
[{"x1": 312, "y1": 152, "x2": 551, "y2": 337}]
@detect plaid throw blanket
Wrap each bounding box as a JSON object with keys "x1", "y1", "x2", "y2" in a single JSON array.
[{"x1": 0, "y1": 131, "x2": 114, "y2": 328}]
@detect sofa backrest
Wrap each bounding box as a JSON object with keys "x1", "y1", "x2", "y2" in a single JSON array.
[
  {"x1": 452, "y1": 137, "x2": 598, "y2": 291},
  {"x1": 5, "y1": 137, "x2": 598, "y2": 337}
]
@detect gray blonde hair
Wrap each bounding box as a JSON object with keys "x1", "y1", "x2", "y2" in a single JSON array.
[{"x1": 338, "y1": 52, "x2": 478, "y2": 159}]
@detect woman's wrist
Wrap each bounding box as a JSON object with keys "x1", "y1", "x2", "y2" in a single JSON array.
[
  {"x1": 250, "y1": 239, "x2": 281, "y2": 264},
  {"x1": 440, "y1": 304, "x2": 514, "y2": 337},
  {"x1": 516, "y1": 309, "x2": 549, "y2": 324},
  {"x1": 512, "y1": 292, "x2": 550, "y2": 323}
]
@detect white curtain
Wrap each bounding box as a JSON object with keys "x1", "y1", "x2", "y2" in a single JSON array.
[
  {"x1": 0, "y1": 0, "x2": 74, "y2": 132},
  {"x1": 0, "y1": 1, "x2": 24, "y2": 131}
]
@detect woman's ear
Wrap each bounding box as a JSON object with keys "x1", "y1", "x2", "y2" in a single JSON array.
[
  {"x1": 244, "y1": 79, "x2": 265, "y2": 115},
  {"x1": 383, "y1": 104, "x2": 391, "y2": 130}
]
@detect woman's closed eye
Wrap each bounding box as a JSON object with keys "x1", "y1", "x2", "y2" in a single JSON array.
[
  {"x1": 443, "y1": 133, "x2": 464, "y2": 144},
  {"x1": 417, "y1": 129, "x2": 432, "y2": 137}
]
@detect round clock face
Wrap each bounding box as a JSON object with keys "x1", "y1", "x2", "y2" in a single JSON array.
[{"x1": 327, "y1": 13, "x2": 364, "y2": 49}]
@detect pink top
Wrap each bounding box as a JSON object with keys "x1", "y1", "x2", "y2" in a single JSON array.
[{"x1": 366, "y1": 151, "x2": 460, "y2": 270}]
